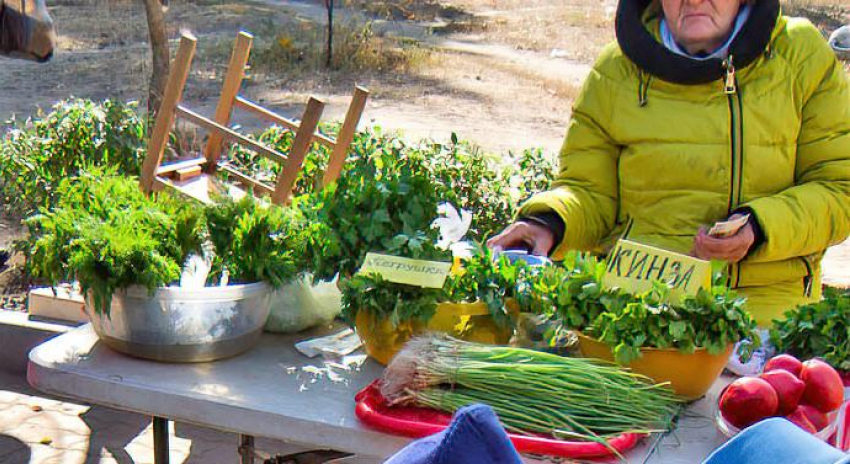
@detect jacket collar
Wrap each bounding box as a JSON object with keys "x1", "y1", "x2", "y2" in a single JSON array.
[{"x1": 615, "y1": 0, "x2": 780, "y2": 85}]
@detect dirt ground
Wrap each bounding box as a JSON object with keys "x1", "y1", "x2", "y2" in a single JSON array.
[
  {"x1": 0, "y1": 0, "x2": 848, "y2": 298},
  {"x1": 0, "y1": 0, "x2": 846, "y2": 153}
]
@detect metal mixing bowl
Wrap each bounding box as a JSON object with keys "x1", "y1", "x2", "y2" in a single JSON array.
[
  {"x1": 830, "y1": 25, "x2": 850, "y2": 60},
  {"x1": 85, "y1": 282, "x2": 272, "y2": 363}
]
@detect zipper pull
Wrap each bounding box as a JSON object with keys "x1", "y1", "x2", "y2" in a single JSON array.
[
  {"x1": 804, "y1": 275, "x2": 813, "y2": 297},
  {"x1": 724, "y1": 56, "x2": 737, "y2": 95}
]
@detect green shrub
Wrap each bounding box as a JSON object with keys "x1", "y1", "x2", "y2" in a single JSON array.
[
  {"x1": 228, "y1": 125, "x2": 556, "y2": 281},
  {"x1": 418, "y1": 139, "x2": 555, "y2": 241},
  {"x1": 226, "y1": 123, "x2": 334, "y2": 198},
  {"x1": 0, "y1": 99, "x2": 146, "y2": 214}
]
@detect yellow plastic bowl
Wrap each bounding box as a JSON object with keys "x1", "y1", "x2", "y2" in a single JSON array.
[
  {"x1": 354, "y1": 301, "x2": 516, "y2": 365},
  {"x1": 426, "y1": 301, "x2": 515, "y2": 345},
  {"x1": 576, "y1": 333, "x2": 732, "y2": 400},
  {"x1": 354, "y1": 311, "x2": 423, "y2": 365}
]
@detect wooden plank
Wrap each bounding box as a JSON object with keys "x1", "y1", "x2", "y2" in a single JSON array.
[
  {"x1": 272, "y1": 97, "x2": 325, "y2": 205},
  {"x1": 156, "y1": 174, "x2": 216, "y2": 205},
  {"x1": 176, "y1": 105, "x2": 288, "y2": 165},
  {"x1": 217, "y1": 163, "x2": 275, "y2": 196},
  {"x1": 28, "y1": 286, "x2": 87, "y2": 324},
  {"x1": 204, "y1": 31, "x2": 254, "y2": 170},
  {"x1": 234, "y1": 96, "x2": 298, "y2": 131},
  {"x1": 175, "y1": 165, "x2": 203, "y2": 181},
  {"x1": 323, "y1": 86, "x2": 369, "y2": 187},
  {"x1": 141, "y1": 33, "x2": 197, "y2": 193},
  {"x1": 234, "y1": 96, "x2": 336, "y2": 149},
  {"x1": 156, "y1": 157, "x2": 207, "y2": 176}
]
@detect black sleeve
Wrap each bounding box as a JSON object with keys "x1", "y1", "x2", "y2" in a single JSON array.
[{"x1": 732, "y1": 207, "x2": 765, "y2": 256}]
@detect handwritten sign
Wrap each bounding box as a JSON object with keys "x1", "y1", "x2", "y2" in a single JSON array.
[
  {"x1": 603, "y1": 240, "x2": 711, "y2": 299},
  {"x1": 358, "y1": 253, "x2": 452, "y2": 288}
]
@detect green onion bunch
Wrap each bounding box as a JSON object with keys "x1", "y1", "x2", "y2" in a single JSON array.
[{"x1": 381, "y1": 336, "x2": 681, "y2": 451}]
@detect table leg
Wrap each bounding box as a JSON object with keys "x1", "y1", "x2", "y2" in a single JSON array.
[
  {"x1": 153, "y1": 416, "x2": 170, "y2": 464},
  {"x1": 239, "y1": 434, "x2": 255, "y2": 464}
]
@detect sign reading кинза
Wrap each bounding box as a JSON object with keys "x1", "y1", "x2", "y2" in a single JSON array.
[
  {"x1": 603, "y1": 239, "x2": 711, "y2": 299},
  {"x1": 358, "y1": 253, "x2": 452, "y2": 288}
]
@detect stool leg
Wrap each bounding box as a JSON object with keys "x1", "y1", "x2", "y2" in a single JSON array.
[
  {"x1": 239, "y1": 434, "x2": 255, "y2": 464},
  {"x1": 153, "y1": 416, "x2": 170, "y2": 464}
]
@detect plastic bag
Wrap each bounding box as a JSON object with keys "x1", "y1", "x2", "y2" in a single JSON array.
[{"x1": 264, "y1": 276, "x2": 342, "y2": 334}]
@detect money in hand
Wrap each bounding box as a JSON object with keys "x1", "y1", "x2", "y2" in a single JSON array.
[{"x1": 708, "y1": 214, "x2": 750, "y2": 238}]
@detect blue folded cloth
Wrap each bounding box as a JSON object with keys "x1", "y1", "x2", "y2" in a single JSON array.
[
  {"x1": 384, "y1": 404, "x2": 523, "y2": 464},
  {"x1": 703, "y1": 417, "x2": 849, "y2": 464}
]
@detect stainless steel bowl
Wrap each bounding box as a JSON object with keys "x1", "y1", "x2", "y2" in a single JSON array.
[
  {"x1": 85, "y1": 282, "x2": 272, "y2": 363},
  {"x1": 830, "y1": 25, "x2": 850, "y2": 60}
]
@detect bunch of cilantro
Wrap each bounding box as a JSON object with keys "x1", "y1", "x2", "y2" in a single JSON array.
[{"x1": 516, "y1": 252, "x2": 759, "y2": 364}]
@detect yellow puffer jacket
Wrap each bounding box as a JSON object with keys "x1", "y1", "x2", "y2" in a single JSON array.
[{"x1": 520, "y1": 1, "x2": 850, "y2": 326}]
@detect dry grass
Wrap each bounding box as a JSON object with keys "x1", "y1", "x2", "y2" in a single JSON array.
[
  {"x1": 429, "y1": 0, "x2": 847, "y2": 62},
  {"x1": 437, "y1": 0, "x2": 615, "y2": 61},
  {"x1": 347, "y1": 0, "x2": 470, "y2": 21},
  {"x1": 244, "y1": 20, "x2": 431, "y2": 77},
  {"x1": 783, "y1": 0, "x2": 849, "y2": 34}
]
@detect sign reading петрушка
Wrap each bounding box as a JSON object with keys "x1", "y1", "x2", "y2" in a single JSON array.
[
  {"x1": 358, "y1": 252, "x2": 452, "y2": 288},
  {"x1": 603, "y1": 239, "x2": 711, "y2": 299}
]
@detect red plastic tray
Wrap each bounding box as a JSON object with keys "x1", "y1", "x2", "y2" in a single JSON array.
[{"x1": 354, "y1": 380, "x2": 643, "y2": 459}]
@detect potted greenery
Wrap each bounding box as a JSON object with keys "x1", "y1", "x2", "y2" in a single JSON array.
[
  {"x1": 24, "y1": 168, "x2": 306, "y2": 362},
  {"x1": 341, "y1": 244, "x2": 526, "y2": 365},
  {"x1": 517, "y1": 252, "x2": 759, "y2": 399}
]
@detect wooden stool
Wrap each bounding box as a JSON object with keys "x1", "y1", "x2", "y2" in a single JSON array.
[{"x1": 140, "y1": 31, "x2": 369, "y2": 205}]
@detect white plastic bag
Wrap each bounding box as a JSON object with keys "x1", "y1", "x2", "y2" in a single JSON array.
[{"x1": 264, "y1": 276, "x2": 342, "y2": 334}]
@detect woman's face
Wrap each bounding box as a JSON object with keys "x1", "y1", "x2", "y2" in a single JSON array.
[{"x1": 661, "y1": 0, "x2": 745, "y2": 54}]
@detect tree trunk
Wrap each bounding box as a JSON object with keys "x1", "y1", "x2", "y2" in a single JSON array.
[
  {"x1": 143, "y1": 0, "x2": 169, "y2": 116},
  {"x1": 325, "y1": 0, "x2": 334, "y2": 68}
]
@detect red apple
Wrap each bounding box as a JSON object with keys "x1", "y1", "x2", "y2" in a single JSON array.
[
  {"x1": 760, "y1": 370, "x2": 806, "y2": 415},
  {"x1": 719, "y1": 377, "x2": 779, "y2": 429},
  {"x1": 796, "y1": 404, "x2": 830, "y2": 431},
  {"x1": 800, "y1": 359, "x2": 844, "y2": 413},
  {"x1": 786, "y1": 409, "x2": 817, "y2": 434},
  {"x1": 763, "y1": 354, "x2": 803, "y2": 378}
]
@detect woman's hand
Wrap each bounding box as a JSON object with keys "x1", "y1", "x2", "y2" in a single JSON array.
[
  {"x1": 486, "y1": 221, "x2": 555, "y2": 256},
  {"x1": 692, "y1": 218, "x2": 756, "y2": 263}
]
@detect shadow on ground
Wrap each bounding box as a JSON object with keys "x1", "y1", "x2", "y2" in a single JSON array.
[{"x1": 0, "y1": 435, "x2": 31, "y2": 464}]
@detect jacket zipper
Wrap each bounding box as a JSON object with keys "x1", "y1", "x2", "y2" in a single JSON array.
[
  {"x1": 724, "y1": 56, "x2": 745, "y2": 288},
  {"x1": 800, "y1": 257, "x2": 814, "y2": 297}
]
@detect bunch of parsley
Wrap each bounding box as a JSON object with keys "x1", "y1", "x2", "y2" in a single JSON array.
[
  {"x1": 308, "y1": 138, "x2": 445, "y2": 281},
  {"x1": 341, "y1": 244, "x2": 528, "y2": 329},
  {"x1": 771, "y1": 287, "x2": 850, "y2": 371}
]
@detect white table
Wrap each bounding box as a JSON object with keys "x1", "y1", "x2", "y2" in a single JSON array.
[{"x1": 27, "y1": 325, "x2": 730, "y2": 464}]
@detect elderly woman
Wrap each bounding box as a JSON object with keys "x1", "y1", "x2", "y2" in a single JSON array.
[{"x1": 489, "y1": 0, "x2": 850, "y2": 330}]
